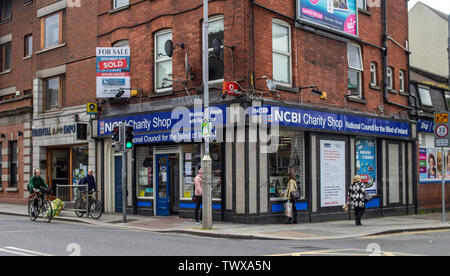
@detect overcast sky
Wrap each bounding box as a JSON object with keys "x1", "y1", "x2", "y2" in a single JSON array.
[{"x1": 408, "y1": 0, "x2": 450, "y2": 14}]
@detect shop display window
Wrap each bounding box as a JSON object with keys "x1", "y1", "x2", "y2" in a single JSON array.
[
  {"x1": 268, "y1": 130, "x2": 305, "y2": 200},
  {"x1": 137, "y1": 146, "x2": 153, "y2": 198}
]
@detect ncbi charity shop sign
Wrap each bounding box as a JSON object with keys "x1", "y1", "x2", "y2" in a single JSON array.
[
  {"x1": 297, "y1": 0, "x2": 358, "y2": 37},
  {"x1": 96, "y1": 47, "x2": 131, "y2": 98}
]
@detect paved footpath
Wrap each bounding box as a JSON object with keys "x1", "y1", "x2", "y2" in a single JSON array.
[{"x1": 1, "y1": 203, "x2": 450, "y2": 240}]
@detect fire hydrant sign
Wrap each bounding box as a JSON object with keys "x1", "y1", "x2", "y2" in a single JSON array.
[
  {"x1": 434, "y1": 112, "x2": 450, "y2": 147},
  {"x1": 96, "y1": 47, "x2": 131, "y2": 98}
]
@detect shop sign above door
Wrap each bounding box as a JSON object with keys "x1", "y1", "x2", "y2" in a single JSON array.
[{"x1": 32, "y1": 124, "x2": 77, "y2": 137}]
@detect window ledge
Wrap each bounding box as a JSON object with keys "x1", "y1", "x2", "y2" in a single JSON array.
[
  {"x1": 108, "y1": 5, "x2": 130, "y2": 14},
  {"x1": 358, "y1": 8, "x2": 372, "y2": 16},
  {"x1": 149, "y1": 90, "x2": 174, "y2": 98},
  {"x1": 370, "y1": 84, "x2": 382, "y2": 91},
  {"x1": 36, "y1": 43, "x2": 66, "y2": 55},
  {"x1": 276, "y1": 85, "x2": 299, "y2": 93},
  {"x1": 6, "y1": 187, "x2": 18, "y2": 192},
  {"x1": 0, "y1": 18, "x2": 11, "y2": 25},
  {"x1": 23, "y1": 55, "x2": 32, "y2": 60},
  {"x1": 347, "y1": 96, "x2": 367, "y2": 104},
  {"x1": 0, "y1": 69, "x2": 11, "y2": 76},
  {"x1": 388, "y1": 89, "x2": 398, "y2": 94},
  {"x1": 399, "y1": 91, "x2": 409, "y2": 97}
]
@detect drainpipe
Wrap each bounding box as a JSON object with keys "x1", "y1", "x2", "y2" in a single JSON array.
[{"x1": 382, "y1": 0, "x2": 413, "y2": 111}]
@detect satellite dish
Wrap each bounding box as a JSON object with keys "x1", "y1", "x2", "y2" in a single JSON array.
[
  {"x1": 212, "y1": 39, "x2": 223, "y2": 59},
  {"x1": 164, "y1": 40, "x2": 174, "y2": 58}
]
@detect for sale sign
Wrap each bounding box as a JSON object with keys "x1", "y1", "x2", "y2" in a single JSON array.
[{"x1": 96, "y1": 47, "x2": 131, "y2": 98}]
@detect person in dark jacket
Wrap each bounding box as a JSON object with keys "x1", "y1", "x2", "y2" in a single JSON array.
[
  {"x1": 28, "y1": 169, "x2": 49, "y2": 214},
  {"x1": 347, "y1": 175, "x2": 366, "y2": 226},
  {"x1": 79, "y1": 169, "x2": 97, "y2": 194}
]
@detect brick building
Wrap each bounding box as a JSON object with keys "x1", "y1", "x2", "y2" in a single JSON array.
[
  {"x1": 93, "y1": 0, "x2": 415, "y2": 223},
  {"x1": 0, "y1": 0, "x2": 99, "y2": 203},
  {"x1": 0, "y1": 0, "x2": 34, "y2": 203}
]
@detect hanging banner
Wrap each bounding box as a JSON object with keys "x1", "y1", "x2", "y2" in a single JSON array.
[
  {"x1": 297, "y1": 0, "x2": 358, "y2": 37},
  {"x1": 320, "y1": 140, "x2": 346, "y2": 207}
]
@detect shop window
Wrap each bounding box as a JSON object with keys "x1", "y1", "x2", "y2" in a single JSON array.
[
  {"x1": 418, "y1": 86, "x2": 432, "y2": 107},
  {"x1": 41, "y1": 12, "x2": 62, "y2": 49},
  {"x1": 182, "y1": 143, "x2": 222, "y2": 200},
  {"x1": 355, "y1": 139, "x2": 377, "y2": 195},
  {"x1": 347, "y1": 44, "x2": 363, "y2": 98},
  {"x1": 9, "y1": 141, "x2": 17, "y2": 188},
  {"x1": 155, "y1": 29, "x2": 173, "y2": 93},
  {"x1": 137, "y1": 146, "x2": 153, "y2": 198},
  {"x1": 43, "y1": 75, "x2": 62, "y2": 112},
  {"x1": 0, "y1": 0, "x2": 11, "y2": 22},
  {"x1": 0, "y1": 42, "x2": 11, "y2": 73},
  {"x1": 113, "y1": 0, "x2": 128, "y2": 9},
  {"x1": 24, "y1": 34, "x2": 32, "y2": 57},
  {"x1": 72, "y1": 146, "x2": 89, "y2": 186},
  {"x1": 387, "y1": 143, "x2": 402, "y2": 204},
  {"x1": 268, "y1": 130, "x2": 305, "y2": 200},
  {"x1": 207, "y1": 16, "x2": 224, "y2": 83},
  {"x1": 272, "y1": 19, "x2": 292, "y2": 86}
]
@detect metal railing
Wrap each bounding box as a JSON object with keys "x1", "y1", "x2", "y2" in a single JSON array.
[{"x1": 56, "y1": 184, "x2": 89, "y2": 214}]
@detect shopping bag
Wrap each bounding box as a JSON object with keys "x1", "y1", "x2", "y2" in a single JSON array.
[
  {"x1": 284, "y1": 202, "x2": 293, "y2": 218},
  {"x1": 51, "y1": 198, "x2": 64, "y2": 217}
]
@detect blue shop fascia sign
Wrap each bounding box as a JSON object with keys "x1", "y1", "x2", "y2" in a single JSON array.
[
  {"x1": 250, "y1": 105, "x2": 411, "y2": 138},
  {"x1": 417, "y1": 119, "x2": 434, "y2": 133}
]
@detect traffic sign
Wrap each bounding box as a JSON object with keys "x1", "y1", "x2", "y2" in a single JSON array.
[
  {"x1": 87, "y1": 103, "x2": 98, "y2": 115},
  {"x1": 434, "y1": 112, "x2": 450, "y2": 147},
  {"x1": 435, "y1": 113, "x2": 448, "y2": 124},
  {"x1": 435, "y1": 124, "x2": 449, "y2": 138}
]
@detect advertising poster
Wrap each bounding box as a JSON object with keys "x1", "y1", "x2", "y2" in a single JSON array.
[
  {"x1": 355, "y1": 139, "x2": 376, "y2": 195},
  {"x1": 297, "y1": 0, "x2": 358, "y2": 37},
  {"x1": 419, "y1": 148, "x2": 427, "y2": 180},
  {"x1": 320, "y1": 140, "x2": 346, "y2": 207},
  {"x1": 96, "y1": 47, "x2": 131, "y2": 98},
  {"x1": 419, "y1": 148, "x2": 450, "y2": 182}
]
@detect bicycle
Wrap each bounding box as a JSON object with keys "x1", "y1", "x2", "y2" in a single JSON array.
[
  {"x1": 28, "y1": 189, "x2": 53, "y2": 223},
  {"x1": 74, "y1": 191, "x2": 103, "y2": 219}
]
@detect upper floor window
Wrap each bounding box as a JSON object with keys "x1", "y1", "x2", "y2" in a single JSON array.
[
  {"x1": 272, "y1": 19, "x2": 292, "y2": 87},
  {"x1": 9, "y1": 140, "x2": 17, "y2": 188},
  {"x1": 113, "y1": 0, "x2": 129, "y2": 10},
  {"x1": 387, "y1": 66, "x2": 394, "y2": 90},
  {"x1": 155, "y1": 29, "x2": 173, "y2": 93},
  {"x1": 399, "y1": 70, "x2": 405, "y2": 93},
  {"x1": 44, "y1": 75, "x2": 63, "y2": 112},
  {"x1": 42, "y1": 12, "x2": 62, "y2": 49},
  {"x1": 347, "y1": 44, "x2": 363, "y2": 98},
  {"x1": 418, "y1": 86, "x2": 432, "y2": 107},
  {"x1": 207, "y1": 16, "x2": 224, "y2": 83},
  {"x1": 0, "y1": 0, "x2": 12, "y2": 22},
  {"x1": 357, "y1": 0, "x2": 367, "y2": 10},
  {"x1": 24, "y1": 34, "x2": 32, "y2": 57},
  {"x1": 370, "y1": 62, "x2": 377, "y2": 86},
  {"x1": 0, "y1": 42, "x2": 11, "y2": 73},
  {"x1": 113, "y1": 40, "x2": 129, "y2": 48}
]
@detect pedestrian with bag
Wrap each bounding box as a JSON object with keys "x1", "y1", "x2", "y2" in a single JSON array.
[
  {"x1": 284, "y1": 174, "x2": 299, "y2": 224},
  {"x1": 194, "y1": 168, "x2": 203, "y2": 223},
  {"x1": 347, "y1": 175, "x2": 366, "y2": 226}
]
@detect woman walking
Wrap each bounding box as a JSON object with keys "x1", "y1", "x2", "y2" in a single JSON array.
[
  {"x1": 194, "y1": 168, "x2": 203, "y2": 223},
  {"x1": 347, "y1": 175, "x2": 366, "y2": 226},
  {"x1": 284, "y1": 174, "x2": 298, "y2": 224}
]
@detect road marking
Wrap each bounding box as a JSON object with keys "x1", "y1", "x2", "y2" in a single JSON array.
[
  {"x1": 362, "y1": 229, "x2": 450, "y2": 239},
  {"x1": 269, "y1": 248, "x2": 421, "y2": 256},
  {"x1": 0, "y1": 248, "x2": 35, "y2": 256},
  {"x1": 5, "y1": 247, "x2": 53, "y2": 256}
]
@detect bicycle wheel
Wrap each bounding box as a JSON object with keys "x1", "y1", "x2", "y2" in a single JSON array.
[
  {"x1": 74, "y1": 198, "x2": 86, "y2": 217},
  {"x1": 89, "y1": 200, "x2": 103, "y2": 219},
  {"x1": 28, "y1": 200, "x2": 37, "y2": 222},
  {"x1": 41, "y1": 200, "x2": 53, "y2": 223}
]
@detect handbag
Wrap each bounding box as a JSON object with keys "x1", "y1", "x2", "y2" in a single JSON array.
[{"x1": 290, "y1": 190, "x2": 301, "y2": 201}]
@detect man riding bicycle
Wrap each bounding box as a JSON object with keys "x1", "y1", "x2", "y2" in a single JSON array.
[{"x1": 28, "y1": 169, "x2": 50, "y2": 215}]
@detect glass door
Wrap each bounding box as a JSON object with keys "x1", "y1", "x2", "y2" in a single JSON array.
[{"x1": 156, "y1": 154, "x2": 170, "y2": 216}]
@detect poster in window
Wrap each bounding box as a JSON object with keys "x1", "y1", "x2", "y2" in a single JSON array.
[
  {"x1": 297, "y1": 0, "x2": 358, "y2": 37},
  {"x1": 320, "y1": 140, "x2": 346, "y2": 207},
  {"x1": 355, "y1": 138, "x2": 376, "y2": 195}
]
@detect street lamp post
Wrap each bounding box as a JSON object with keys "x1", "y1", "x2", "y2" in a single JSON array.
[{"x1": 202, "y1": 0, "x2": 213, "y2": 229}]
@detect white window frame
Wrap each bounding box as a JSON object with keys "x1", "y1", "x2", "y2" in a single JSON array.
[
  {"x1": 205, "y1": 15, "x2": 225, "y2": 85},
  {"x1": 154, "y1": 29, "x2": 173, "y2": 94},
  {"x1": 113, "y1": 0, "x2": 129, "y2": 9},
  {"x1": 272, "y1": 18, "x2": 292, "y2": 87},
  {"x1": 112, "y1": 39, "x2": 129, "y2": 48},
  {"x1": 347, "y1": 43, "x2": 363, "y2": 98},
  {"x1": 418, "y1": 86, "x2": 432, "y2": 107},
  {"x1": 357, "y1": 0, "x2": 367, "y2": 10},
  {"x1": 387, "y1": 67, "x2": 393, "y2": 90},
  {"x1": 370, "y1": 62, "x2": 377, "y2": 86},
  {"x1": 399, "y1": 70, "x2": 405, "y2": 93}
]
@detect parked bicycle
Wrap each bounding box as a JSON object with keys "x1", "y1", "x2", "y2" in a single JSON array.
[
  {"x1": 28, "y1": 188, "x2": 53, "y2": 223},
  {"x1": 74, "y1": 191, "x2": 103, "y2": 219}
]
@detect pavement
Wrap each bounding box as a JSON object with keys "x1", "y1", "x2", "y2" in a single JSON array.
[{"x1": 1, "y1": 202, "x2": 450, "y2": 240}]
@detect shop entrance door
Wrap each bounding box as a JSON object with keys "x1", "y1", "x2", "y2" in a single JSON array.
[
  {"x1": 114, "y1": 156, "x2": 123, "y2": 213},
  {"x1": 156, "y1": 154, "x2": 170, "y2": 216}
]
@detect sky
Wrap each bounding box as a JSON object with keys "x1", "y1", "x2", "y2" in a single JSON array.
[{"x1": 408, "y1": 0, "x2": 450, "y2": 14}]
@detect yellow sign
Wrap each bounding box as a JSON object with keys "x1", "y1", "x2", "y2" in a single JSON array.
[
  {"x1": 87, "y1": 103, "x2": 98, "y2": 114},
  {"x1": 435, "y1": 113, "x2": 448, "y2": 124}
]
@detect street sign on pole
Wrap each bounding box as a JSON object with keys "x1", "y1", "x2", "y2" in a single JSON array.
[{"x1": 434, "y1": 112, "x2": 448, "y2": 224}]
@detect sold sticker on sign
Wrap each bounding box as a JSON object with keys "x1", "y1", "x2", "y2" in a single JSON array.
[{"x1": 98, "y1": 59, "x2": 128, "y2": 71}]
